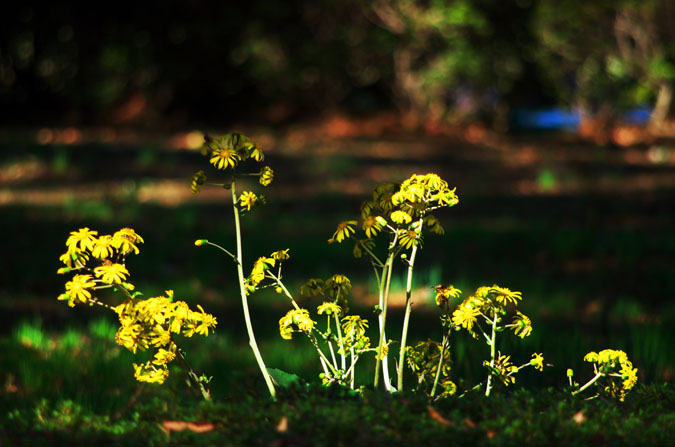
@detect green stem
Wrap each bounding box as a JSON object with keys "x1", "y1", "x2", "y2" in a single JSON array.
[
  {"x1": 430, "y1": 333, "x2": 449, "y2": 398},
  {"x1": 374, "y1": 247, "x2": 396, "y2": 390},
  {"x1": 334, "y1": 313, "x2": 347, "y2": 371},
  {"x1": 175, "y1": 346, "x2": 211, "y2": 401},
  {"x1": 485, "y1": 314, "x2": 498, "y2": 397},
  {"x1": 397, "y1": 240, "x2": 419, "y2": 391},
  {"x1": 572, "y1": 371, "x2": 605, "y2": 396},
  {"x1": 231, "y1": 181, "x2": 276, "y2": 400}
]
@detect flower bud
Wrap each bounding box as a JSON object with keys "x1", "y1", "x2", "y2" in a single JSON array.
[
  {"x1": 195, "y1": 239, "x2": 207, "y2": 246},
  {"x1": 57, "y1": 267, "x2": 71, "y2": 275},
  {"x1": 567, "y1": 368, "x2": 574, "y2": 377}
]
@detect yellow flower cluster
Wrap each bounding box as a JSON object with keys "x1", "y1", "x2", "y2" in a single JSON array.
[
  {"x1": 583, "y1": 349, "x2": 638, "y2": 401},
  {"x1": 335, "y1": 173, "x2": 457, "y2": 250},
  {"x1": 192, "y1": 133, "x2": 274, "y2": 195},
  {"x1": 57, "y1": 227, "x2": 217, "y2": 385},
  {"x1": 340, "y1": 315, "x2": 370, "y2": 352},
  {"x1": 279, "y1": 309, "x2": 316, "y2": 340},
  {"x1": 450, "y1": 285, "x2": 529, "y2": 337},
  {"x1": 57, "y1": 227, "x2": 144, "y2": 306},
  {"x1": 114, "y1": 293, "x2": 217, "y2": 383}
]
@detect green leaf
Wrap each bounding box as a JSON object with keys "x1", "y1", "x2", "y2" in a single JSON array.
[{"x1": 267, "y1": 368, "x2": 302, "y2": 389}]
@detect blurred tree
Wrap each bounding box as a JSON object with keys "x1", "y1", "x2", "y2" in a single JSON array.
[
  {"x1": 532, "y1": 0, "x2": 674, "y2": 129},
  {"x1": 364, "y1": 0, "x2": 530, "y2": 128}
]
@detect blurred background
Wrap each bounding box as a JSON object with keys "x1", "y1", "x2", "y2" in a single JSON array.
[{"x1": 1, "y1": 1, "x2": 674, "y2": 399}]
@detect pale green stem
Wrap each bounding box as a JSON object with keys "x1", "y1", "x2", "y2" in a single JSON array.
[
  {"x1": 350, "y1": 348, "x2": 356, "y2": 389},
  {"x1": 397, "y1": 240, "x2": 419, "y2": 391},
  {"x1": 374, "y1": 248, "x2": 396, "y2": 390},
  {"x1": 231, "y1": 182, "x2": 276, "y2": 400},
  {"x1": 326, "y1": 316, "x2": 339, "y2": 370},
  {"x1": 204, "y1": 241, "x2": 238, "y2": 264},
  {"x1": 572, "y1": 371, "x2": 605, "y2": 396},
  {"x1": 430, "y1": 333, "x2": 449, "y2": 398},
  {"x1": 175, "y1": 346, "x2": 211, "y2": 401},
  {"x1": 334, "y1": 313, "x2": 347, "y2": 371},
  {"x1": 485, "y1": 314, "x2": 498, "y2": 397}
]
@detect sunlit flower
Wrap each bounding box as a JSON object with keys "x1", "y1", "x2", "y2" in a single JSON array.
[
  {"x1": 91, "y1": 235, "x2": 115, "y2": 259},
  {"x1": 210, "y1": 147, "x2": 240, "y2": 170},
  {"x1": 249, "y1": 257, "x2": 275, "y2": 287},
  {"x1": 432, "y1": 188, "x2": 459, "y2": 207},
  {"x1": 317, "y1": 301, "x2": 343, "y2": 316},
  {"x1": 259, "y1": 166, "x2": 274, "y2": 186},
  {"x1": 66, "y1": 227, "x2": 98, "y2": 251},
  {"x1": 112, "y1": 228, "x2": 144, "y2": 255},
  {"x1": 193, "y1": 304, "x2": 218, "y2": 336},
  {"x1": 362, "y1": 216, "x2": 384, "y2": 238},
  {"x1": 492, "y1": 286, "x2": 522, "y2": 306},
  {"x1": 271, "y1": 249, "x2": 290, "y2": 261},
  {"x1": 329, "y1": 220, "x2": 357, "y2": 244},
  {"x1": 61, "y1": 274, "x2": 97, "y2": 306},
  {"x1": 152, "y1": 346, "x2": 177, "y2": 365},
  {"x1": 530, "y1": 353, "x2": 544, "y2": 371},
  {"x1": 133, "y1": 362, "x2": 169, "y2": 384},
  {"x1": 94, "y1": 263, "x2": 129, "y2": 284},
  {"x1": 341, "y1": 315, "x2": 369, "y2": 339},
  {"x1": 433, "y1": 284, "x2": 462, "y2": 307},
  {"x1": 59, "y1": 247, "x2": 89, "y2": 268},
  {"x1": 249, "y1": 143, "x2": 265, "y2": 162},
  {"x1": 511, "y1": 311, "x2": 532, "y2": 338},
  {"x1": 452, "y1": 303, "x2": 480, "y2": 331},
  {"x1": 493, "y1": 352, "x2": 519, "y2": 386},
  {"x1": 390, "y1": 210, "x2": 412, "y2": 225},
  {"x1": 399, "y1": 230, "x2": 421, "y2": 249},
  {"x1": 239, "y1": 191, "x2": 258, "y2": 211}
]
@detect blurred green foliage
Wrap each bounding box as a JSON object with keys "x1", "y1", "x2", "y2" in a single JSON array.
[{"x1": 1, "y1": 1, "x2": 672, "y2": 127}]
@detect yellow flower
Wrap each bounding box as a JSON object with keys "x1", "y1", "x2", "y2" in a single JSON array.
[
  {"x1": 61, "y1": 274, "x2": 96, "y2": 306},
  {"x1": 190, "y1": 170, "x2": 206, "y2": 194},
  {"x1": 59, "y1": 247, "x2": 89, "y2": 269},
  {"x1": 66, "y1": 227, "x2": 98, "y2": 251},
  {"x1": 152, "y1": 346, "x2": 177, "y2": 365},
  {"x1": 433, "y1": 284, "x2": 462, "y2": 307},
  {"x1": 239, "y1": 191, "x2": 258, "y2": 211},
  {"x1": 325, "y1": 274, "x2": 351, "y2": 297},
  {"x1": 492, "y1": 286, "x2": 522, "y2": 306},
  {"x1": 452, "y1": 303, "x2": 480, "y2": 331},
  {"x1": 112, "y1": 228, "x2": 144, "y2": 255},
  {"x1": 512, "y1": 311, "x2": 532, "y2": 338},
  {"x1": 210, "y1": 147, "x2": 240, "y2": 170},
  {"x1": 91, "y1": 235, "x2": 115, "y2": 259},
  {"x1": 301, "y1": 278, "x2": 325, "y2": 296},
  {"x1": 341, "y1": 315, "x2": 369, "y2": 339},
  {"x1": 362, "y1": 216, "x2": 384, "y2": 238},
  {"x1": 432, "y1": 188, "x2": 459, "y2": 207},
  {"x1": 249, "y1": 143, "x2": 265, "y2": 162},
  {"x1": 259, "y1": 166, "x2": 274, "y2": 186},
  {"x1": 94, "y1": 263, "x2": 129, "y2": 284},
  {"x1": 271, "y1": 249, "x2": 290, "y2": 261},
  {"x1": 399, "y1": 229, "x2": 421, "y2": 249},
  {"x1": 441, "y1": 379, "x2": 457, "y2": 397},
  {"x1": 493, "y1": 352, "x2": 519, "y2": 386},
  {"x1": 133, "y1": 362, "x2": 169, "y2": 384},
  {"x1": 390, "y1": 210, "x2": 412, "y2": 225},
  {"x1": 249, "y1": 257, "x2": 275, "y2": 287},
  {"x1": 317, "y1": 302, "x2": 343, "y2": 316},
  {"x1": 530, "y1": 353, "x2": 544, "y2": 371},
  {"x1": 329, "y1": 220, "x2": 357, "y2": 244}
]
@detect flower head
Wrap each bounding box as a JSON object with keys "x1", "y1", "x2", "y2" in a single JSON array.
[
  {"x1": 530, "y1": 352, "x2": 544, "y2": 371},
  {"x1": 91, "y1": 235, "x2": 115, "y2": 260},
  {"x1": 190, "y1": 170, "x2": 207, "y2": 194},
  {"x1": 112, "y1": 228, "x2": 144, "y2": 255},
  {"x1": 433, "y1": 284, "x2": 462, "y2": 307},
  {"x1": 511, "y1": 311, "x2": 532, "y2": 338},
  {"x1": 390, "y1": 210, "x2": 412, "y2": 225},
  {"x1": 317, "y1": 302, "x2": 343, "y2": 317},
  {"x1": 61, "y1": 274, "x2": 97, "y2": 307},
  {"x1": 210, "y1": 147, "x2": 240, "y2": 170},
  {"x1": 362, "y1": 216, "x2": 383, "y2": 238},
  {"x1": 66, "y1": 228, "x2": 98, "y2": 251},
  {"x1": 259, "y1": 166, "x2": 274, "y2": 186},
  {"x1": 329, "y1": 220, "x2": 357, "y2": 244},
  {"x1": 271, "y1": 249, "x2": 290, "y2": 261},
  {"x1": 94, "y1": 263, "x2": 130, "y2": 284},
  {"x1": 239, "y1": 191, "x2": 258, "y2": 211},
  {"x1": 452, "y1": 302, "x2": 480, "y2": 331}
]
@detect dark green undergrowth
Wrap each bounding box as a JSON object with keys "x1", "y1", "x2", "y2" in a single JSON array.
[{"x1": 2, "y1": 382, "x2": 673, "y2": 446}]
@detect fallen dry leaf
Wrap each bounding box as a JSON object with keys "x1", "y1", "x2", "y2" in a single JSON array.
[
  {"x1": 427, "y1": 406, "x2": 453, "y2": 426},
  {"x1": 276, "y1": 415, "x2": 289, "y2": 432},
  {"x1": 161, "y1": 420, "x2": 215, "y2": 434},
  {"x1": 573, "y1": 410, "x2": 586, "y2": 425}
]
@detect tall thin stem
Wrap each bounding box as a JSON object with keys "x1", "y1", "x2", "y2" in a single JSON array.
[
  {"x1": 231, "y1": 182, "x2": 276, "y2": 399},
  {"x1": 175, "y1": 346, "x2": 211, "y2": 401},
  {"x1": 397, "y1": 240, "x2": 419, "y2": 391},
  {"x1": 485, "y1": 314, "x2": 498, "y2": 397},
  {"x1": 374, "y1": 249, "x2": 396, "y2": 390}
]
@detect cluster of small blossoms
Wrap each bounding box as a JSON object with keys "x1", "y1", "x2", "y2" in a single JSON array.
[
  {"x1": 329, "y1": 173, "x2": 457, "y2": 252},
  {"x1": 431, "y1": 284, "x2": 543, "y2": 391},
  {"x1": 405, "y1": 340, "x2": 456, "y2": 397},
  {"x1": 57, "y1": 227, "x2": 216, "y2": 384},
  {"x1": 191, "y1": 133, "x2": 274, "y2": 211},
  {"x1": 57, "y1": 227, "x2": 144, "y2": 307},
  {"x1": 447, "y1": 285, "x2": 529, "y2": 339},
  {"x1": 115, "y1": 291, "x2": 217, "y2": 383},
  {"x1": 279, "y1": 309, "x2": 316, "y2": 340},
  {"x1": 581, "y1": 349, "x2": 638, "y2": 401},
  {"x1": 245, "y1": 249, "x2": 290, "y2": 294}
]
